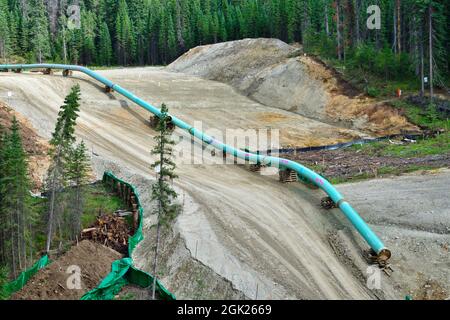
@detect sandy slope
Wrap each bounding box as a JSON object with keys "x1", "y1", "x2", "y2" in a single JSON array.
[{"x1": 0, "y1": 68, "x2": 376, "y2": 299}]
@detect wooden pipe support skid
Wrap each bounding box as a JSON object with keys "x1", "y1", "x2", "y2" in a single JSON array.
[
  {"x1": 245, "y1": 163, "x2": 264, "y2": 173},
  {"x1": 149, "y1": 115, "x2": 175, "y2": 131},
  {"x1": 369, "y1": 249, "x2": 394, "y2": 276},
  {"x1": 279, "y1": 168, "x2": 298, "y2": 183},
  {"x1": 62, "y1": 69, "x2": 73, "y2": 77},
  {"x1": 321, "y1": 197, "x2": 338, "y2": 210}
]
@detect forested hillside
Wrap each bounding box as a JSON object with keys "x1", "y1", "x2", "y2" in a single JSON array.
[{"x1": 0, "y1": 0, "x2": 448, "y2": 85}]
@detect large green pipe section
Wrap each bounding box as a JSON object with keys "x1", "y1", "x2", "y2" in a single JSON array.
[{"x1": 0, "y1": 64, "x2": 391, "y2": 261}]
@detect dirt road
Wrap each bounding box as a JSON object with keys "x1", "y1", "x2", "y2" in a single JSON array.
[{"x1": 335, "y1": 170, "x2": 450, "y2": 299}]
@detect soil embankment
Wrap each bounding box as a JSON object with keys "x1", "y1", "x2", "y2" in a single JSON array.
[
  {"x1": 12, "y1": 241, "x2": 122, "y2": 300},
  {"x1": 168, "y1": 38, "x2": 418, "y2": 136}
]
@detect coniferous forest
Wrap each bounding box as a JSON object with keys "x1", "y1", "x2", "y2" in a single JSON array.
[{"x1": 0, "y1": 0, "x2": 448, "y2": 85}]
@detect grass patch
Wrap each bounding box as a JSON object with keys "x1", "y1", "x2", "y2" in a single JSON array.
[
  {"x1": 328, "y1": 172, "x2": 374, "y2": 185},
  {"x1": 349, "y1": 98, "x2": 449, "y2": 159},
  {"x1": 349, "y1": 132, "x2": 450, "y2": 158},
  {"x1": 25, "y1": 182, "x2": 125, "y2": 260},
  {"x1": 390, "y1": 99, "x2": 449, "y2": 130},
  {"x1": 82, "y1": 183, "x2": 124, "y2": 228}
]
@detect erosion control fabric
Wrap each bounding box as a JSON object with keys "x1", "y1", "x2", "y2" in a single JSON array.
[
  {"x1": 2, "y1": 172, "x2": 174, "y2": 301},
  {"x1": 80, "y1": 172, "x2": 176, "y2": 300},
  {"x1": 2, "y1": 255, "x2": 50, "y2": 297}
]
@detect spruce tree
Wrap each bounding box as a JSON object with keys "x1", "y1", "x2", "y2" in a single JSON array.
[
  {"x1": 167, "y1": 15, "x2": 177, "y2": 61},
  {"x1": 0, "y1": 265, "x2": 8, "y2": 299},
  {"x1": 66, "y1": 141, "x2": 90, "y2": 240},
  {"x1": 0, "y1": 0, "x2": 10, "y2": 61},
  {"x1": 98, "y1": 21, "x2": 113, "y2": 66},
  {"x1": 8, "y1": 7, "x2": 20, "y2": 56},
  {"x1": 0, "y1": 118, "x2": 30, "y2": 277},
  {"x1": 128, "y1": 0, "x2": 149, "y2": 64},
  {"x1": 81, "y1": 10, "x2": 96, "y2": 65},
  {"x1": 150, "y1": 103, "x2": 178, "y2": 300},
  {"x1": 0, "y1": 129, "x2": 16, "y2": 276},
  {"x1": 46, "y1": 84, "x2": 81, "y2": 253},
  {"x1": 29, "y1": 0, "x2": 51, "y2": 63},
  {"x1": 115, "y1": 0, "x2": 135, "y2": 65},
  {"x1": 219, "y1": 11, "x2": 228, "y2": 42},
  {"x1": 0, "y1": 126, "x2": 9, "y2": 274}
]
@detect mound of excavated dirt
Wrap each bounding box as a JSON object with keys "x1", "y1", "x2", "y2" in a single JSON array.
[
  {"x1": 168, "y1": 38, "x2": 329, "y2": 120},
  {"x1": 168, "y1": 38, "x2": 298, "y2": 88},
  {"x1": 169, "y1": 38, "x2": 419, "y2": 136},
  {"x1": 12, "y1": 241, "x2": 122, "y2": 300}
]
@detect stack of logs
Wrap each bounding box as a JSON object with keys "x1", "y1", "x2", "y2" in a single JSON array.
[
  {"x1": 81, "y1": 215, "x2": 130, "y2": 254},
  {"x1": 81, "y1": 176, "x2": 141, "y2": 254}
]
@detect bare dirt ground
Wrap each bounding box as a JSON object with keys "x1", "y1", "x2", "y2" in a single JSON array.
[
  {"x1": 12, "y1": 241, "x2": 122, "y2": 300},
  {"x1": 330, "y1": 170, "x2": 450, "y2": 300},
  {"x1": 116, "y1": 284, "x2": 154, "y2": 300},
  {"x1": 0, "y1": 39, "x2": 448, "y2": 300}
]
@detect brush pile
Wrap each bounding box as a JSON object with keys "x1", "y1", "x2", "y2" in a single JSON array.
[{"x1": 81, "y1": 215, "x2": 130, "y2": 254}]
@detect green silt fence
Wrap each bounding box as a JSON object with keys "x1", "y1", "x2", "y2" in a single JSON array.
[
  {"x1": 2, "y1": 172, "x2": 175, "y2": 301},
  {"x1": 2, "y1": 255, "x2": 50, "y2": 298},
  {"x1": 81, "y1": 171, "x2": 176, "y2": 300}
]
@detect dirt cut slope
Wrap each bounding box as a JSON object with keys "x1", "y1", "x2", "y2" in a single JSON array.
[
  {"x1": 168, "y1": 38, "x2": 419, "y2": 136},
  {"x1": 12, "y1": 241, "x2": 122, "y2": 300}
]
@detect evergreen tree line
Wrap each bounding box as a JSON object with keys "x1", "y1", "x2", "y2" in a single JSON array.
[
  {"x1": 0, "y1": 85, "x2": 90, "y2": 282},
  {"x1": 0, "y1": 0, "x2": 448, "y2": 84},
  {"x1": 0, "y1": 117, "x2": 33, "y2": 280}
]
